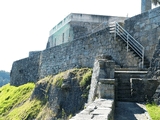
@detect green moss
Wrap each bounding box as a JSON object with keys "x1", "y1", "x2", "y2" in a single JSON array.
[
  {"x1": 79, "y1": 69, "x2": 92, "y2": 87},
  {"x1": 146, "y1": 103, "x2": 160, "y2": 120},
  {"x1": 0, "y1": 83, "x2": 35, "y2": 117},
  {"x1": 52, "y1": 72, "x2": 64, "y2": 87}
]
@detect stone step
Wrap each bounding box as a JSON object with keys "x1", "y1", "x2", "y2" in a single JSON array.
[
  {"x1": 117, "y1": 98, "x2": 135, "y2": 102},
  {"x1": 117, "y1": 95, "x2": 132, "y2": 99},
  {"x1": 117, "y1": 86, "x2": 131, "y2": 90},
  {"x1": 118, "y1": 80, "x2": 130, "y2": 82},
  {"x1": 115, "y1": 67, "x2": 142, "y2": 71},
  {"x1": 117, "y1": 90, "x2": 131, "y2": 97},
  {"x1": 118, "y1": 81, "x2": 131, "y2": 84}
]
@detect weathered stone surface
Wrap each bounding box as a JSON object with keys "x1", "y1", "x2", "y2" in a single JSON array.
[
  {"x1": 125, "y1": 6, "x2": 160, "y2": 63},
  {"x1": 70, "y1": 99, "x2": 114, "y2": 120},
  {"x1": 141, "y1": 0, "x2": 151, "y2": 13},
  {"x1": 115, "y1": 102, "x2": 151, "y2": 120},
  {"x1": 11, "y1": 20, "x2": 141, "y2": 86},
  {"x1": 130, "y1": 78, "x2": 159, "y2": 102},
  {"x1": 31, "y1": 69, "x2": 91, "y2": 120},
  {"x1": 10, "y1": 51, "x2": 41, "y2": 86},
  {"x1": 88, "y1": 55, "x2": 115, "y2": 103}
]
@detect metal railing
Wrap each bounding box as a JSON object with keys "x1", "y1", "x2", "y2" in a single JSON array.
[{"x1": 109, "y1": 22, "x2": 144, "y2": 68}]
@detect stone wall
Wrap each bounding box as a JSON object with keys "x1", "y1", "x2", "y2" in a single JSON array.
[
  {"x1": 124, "y1": 6, "x2": 160, "y2": 63},
  {"x1": 11, "y1": 26, "x2": 141, "y2": 86},
  {"x1": 39, "y1": 28, "x2": 140, "y2": 79},
  {"x1": 10, "y1": 51, "x2": 41, "y2": 86},
  {"x1": 141, "y1": 0, "x2": 151, "y2": 13},
  {"x1": 130, "y1": 78, "x2": 159, "y2": 102}
]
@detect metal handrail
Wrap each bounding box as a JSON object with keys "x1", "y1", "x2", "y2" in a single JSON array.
[{"x1": 110, "y1": 22, "x2": 144, "y2": 68}]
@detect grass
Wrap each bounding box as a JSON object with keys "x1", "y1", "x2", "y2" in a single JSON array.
[
  {"x1": 0, "y1": 83, "x2": 35, "y2": 117},
  {"x1": 53, "y1": 72, "x2": 64, "y2": 87},
  {"x1": 146, "y1": 103, "x2": 160, "y2": 120},
  {"x1": 49, "y1": 68, "x2": 92, "y2": 88},
  {"x1": 80, "y1": 69, "x2": 92, "y2": 87},
  {"x1": 0, "y1": 83, "x2": 45, "y2": 120},
  {"x1": 4, "y1": 99, "x2": 43, "y2": 120}
]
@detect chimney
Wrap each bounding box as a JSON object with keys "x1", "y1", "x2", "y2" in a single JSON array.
[{"x1": 141, "y1": 0, "x2": 151, "y2": 13}]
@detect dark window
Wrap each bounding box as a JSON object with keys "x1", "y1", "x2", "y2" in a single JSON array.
[
  {"x1": 55, "y1": 38, "x2": 56, "y2": 46},
  {"x1": 62, "y1": 33, "x2": 64, "y2": 43}
]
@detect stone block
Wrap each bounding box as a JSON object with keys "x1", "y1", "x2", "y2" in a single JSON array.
[
  {"x1": 97, "y1": 81, "x2": 115, "y2": 99},
  {"x1": 99, "y1": 79, "x2": 115, "y2": 84}
]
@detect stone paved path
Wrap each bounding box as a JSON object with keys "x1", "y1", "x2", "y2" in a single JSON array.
[{"x1": 114, "y1": 102, "x2": 151, "y2": 120}]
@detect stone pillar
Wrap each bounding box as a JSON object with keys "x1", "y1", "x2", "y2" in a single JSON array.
[
  {"x1": 87, "y1": 55, "x2": 115, "y2": 104},
  {"x1": 141, "y1": 0, "x2": 151, "y2": 13}
]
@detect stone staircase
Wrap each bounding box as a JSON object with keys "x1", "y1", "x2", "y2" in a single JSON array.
[
  {"x1": 109, "y1": 22, "x2": 150, "y2": 69},
  {"x1": 109, "y1": 22, "x2": 150, "y2": 102},
  {"x1": 116, "y1": 38, "x2": 150, "y2": 68},
  {"x1": 115, "y1": 69, "x2": 148, "y2": 102}
]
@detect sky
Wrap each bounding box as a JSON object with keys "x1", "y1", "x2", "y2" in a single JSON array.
[{"x1": 0, "y1": 0, "x2": 156, "y2": 72}]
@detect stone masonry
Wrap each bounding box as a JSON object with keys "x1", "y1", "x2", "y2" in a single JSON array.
[
  {"x1": 11, "y1": 7, "x2": 160, "y2": 87},
  {"x1": 11, "y1": 24, "x2": 141, "y2": 86},
  {"x1": 141, "y1": 0, "x2": 151, "y2": 13},
  {"x1": 125, "y1": 6, "x2": 160, "y2": 62},
  {"x1": 87, "y1": 55, "x2": 115, "y2": 104}
]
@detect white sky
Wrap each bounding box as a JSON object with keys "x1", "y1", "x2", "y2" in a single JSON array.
[{"x1": 0, "y1": 0, "x2": 156, "y2": 72}]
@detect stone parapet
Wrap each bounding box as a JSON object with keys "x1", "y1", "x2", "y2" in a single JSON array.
[
  {"x1": 70, "y1": 99, "x2": 114, "y2": 120},
  {"x1": 130, "y1": 78, "x2": 159, "y2": 102},
  {"x1": 87, "y1": 55, "x2": 115, "y2": 104}
]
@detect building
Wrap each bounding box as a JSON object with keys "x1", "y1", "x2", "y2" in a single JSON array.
[{"x1": 46, "y1": 13, "x2": 125, "y2": 48}]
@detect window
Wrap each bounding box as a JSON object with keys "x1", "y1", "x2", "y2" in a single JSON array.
[
  {"x1": 62, "y1": 33, "x2": 64, "y2": 43},
  {"x1": 55, "y1": 38, "x2": 56, "y2": 46}
]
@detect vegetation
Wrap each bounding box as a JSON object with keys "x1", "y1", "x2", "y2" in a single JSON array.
[
  {"x1": 52, "y1": 72, "x2": 64, "y2": 87},
  {"x1": 80, "y1": 69, "x2": 92, "y2": 87},
  {"x1": 0, "y1": 70, "x2": 10, "y2": 87},
  {"x1": 5, "y1": 99, "x2": 43, "y2": 120},
  {"x1": 0, "y1": 68, "x2": 92, "y2": 120},
  {"x1": 0, "y1": 83, "x2": 43, "y2": 120},
  {"x1": 146, "y1": 103, "x2": 160, "y2": 120}
]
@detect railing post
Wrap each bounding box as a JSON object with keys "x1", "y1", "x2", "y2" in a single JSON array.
[
  {"x1": 142, "y1": 49, "x2": 144, "y2": 68},
  {"x1": 114, "y1": 22, "x2": 116, "y2": 40},
  {"x1": 127, "y1": 35, "x2": 129, "y2": 52}
]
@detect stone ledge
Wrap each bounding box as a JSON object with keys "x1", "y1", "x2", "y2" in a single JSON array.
[
  {"x1": 99, "y1": 79, "x2": 115, "y2": 84},
  {"x1": 115, "y1": 71, "x2": 148, "y2": 74}
]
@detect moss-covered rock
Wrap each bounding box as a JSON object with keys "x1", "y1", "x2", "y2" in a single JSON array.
[
  {"x1": 33, "y1": 68, "x2": 92, "y2": 120},
  {"x1": 0, "y1": 68, "x2": 92, "y2": 120}
]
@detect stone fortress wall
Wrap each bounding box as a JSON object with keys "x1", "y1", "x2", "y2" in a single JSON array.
[
  {"x1": 10, "y1": 51, "x2": 41, "y2": 86},
  {"x1": 124, "y1": 6, "x2": 160, "y2": 61},
  {"x1": 11, "y1": 27, "x2": 139, "y2": 86},
  {"x1": 10, "y1": 7, "x2": 160, "y2": 86}
]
